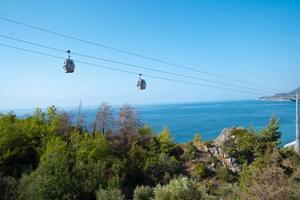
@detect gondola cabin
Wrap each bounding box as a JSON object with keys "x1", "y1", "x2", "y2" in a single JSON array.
[
  {"x1": 64, "y1": 50, "x2": 75, "y2": 73},
  {"x1": 64, "y1": 58, "x2": 75, "y2": 73},
  {"x1": 137, "y1": 74, "x2": 146, "y2": 90}
]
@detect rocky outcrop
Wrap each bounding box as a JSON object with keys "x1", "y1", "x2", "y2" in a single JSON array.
[
  {"x1": 203, "y1": 128, "x2": 241, "y2": 172},
  {"x1": 213, "y1": 128, "x2": 241, "y2": 172},
  {"x1": 189, "y1": 128, "x2": 242, "y2": 173},
  {"x1": 214, "y1": 128, "x2": 236, "y2": 146}
]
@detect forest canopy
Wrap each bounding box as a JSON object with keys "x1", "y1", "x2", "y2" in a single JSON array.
[{"x1": 0, "y1": 104, "x2": 300, "y2": 200}]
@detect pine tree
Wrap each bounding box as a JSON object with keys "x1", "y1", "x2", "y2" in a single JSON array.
[{"x1": 261, "y1": 115, "x2": 281, "y2": 145}]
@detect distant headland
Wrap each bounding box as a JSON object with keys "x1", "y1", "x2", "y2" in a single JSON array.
[{"x1": 258, "y1": 87, "x2": 300, "y2": 101}]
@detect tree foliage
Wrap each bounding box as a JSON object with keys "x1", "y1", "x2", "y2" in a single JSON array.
[{"x1": 0, "y1": 105, "x2": 299, "y2": 200}]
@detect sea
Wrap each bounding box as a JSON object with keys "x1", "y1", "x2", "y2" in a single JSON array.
[{"x1": 1, "y1": 100, "x2": 297, "y2": 146}]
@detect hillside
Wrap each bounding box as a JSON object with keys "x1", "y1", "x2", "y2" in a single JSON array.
[
  {"x1": 259, "y1": 87, "x2": 300, "y2": 101},
  {"x1": 1, "y1": 105, "x2": 300, "y2": 199}
]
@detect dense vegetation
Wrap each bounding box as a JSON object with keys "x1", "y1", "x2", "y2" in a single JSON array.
[{"x1": 0, "y1": 103, "x2": 300, "y2": 200}]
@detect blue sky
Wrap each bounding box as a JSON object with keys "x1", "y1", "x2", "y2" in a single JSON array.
[{"x1": 0, "y1": 0, "x2": 299, "y2": 109}]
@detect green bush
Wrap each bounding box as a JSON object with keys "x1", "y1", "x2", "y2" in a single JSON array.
[
  {"x1": 143, "y1": 153, "x2": 181, "y2": 185},
  {"x1": 193, "y1": 133, "x2": 202, "y2": 143},
  {"x1": 182, "y1": 142, "x2": 197, "y2": 161},
  {"x1": 133, "y1": 185, "x2": 154, "y2": 200},
  {"x1": 96, "y1": 187, "x2": 125, "y2": 200},
  {"x1": 215, "y1": 167, "x2": 238, "y2": 183},
  {"x1": 193, "y1": 162, "x2": 210, "y2": 180},
  {"x1": 153, "y1": 177, "x2": 207, "y2": 200}
]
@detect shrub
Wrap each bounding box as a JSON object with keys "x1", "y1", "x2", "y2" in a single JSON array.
[
  {"x1": 215, "y1": 167, "x2": 238, "y2": 183},
  {"x1": 240, "y1": 162, "x2": 292, "y2": 199},
  {"x1": 133, "y1": 185, "x2": 154, "y2": 200},
  {"x1": 193, "y1": 162, "x2": 210, "y2": 180},
  {"x1": 153, "y1": 177, "x2": 207, "y2": 200},
  {"x1": 143, "y1": 153, "x2": 181, "y2": 185},
  {"x1": 96, "y1": 187, "x2": 125, "y2": 200},
  {"x1": 193, "y1": 133, "x2": 202, "y2": 143},
  {"x1": 182, "y1": 142, "x2": 197, "y2": 161}
]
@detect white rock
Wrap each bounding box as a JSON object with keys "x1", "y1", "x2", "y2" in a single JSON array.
[{"x1": 284, "y1": 141, "x2": 296, "y2": 148}]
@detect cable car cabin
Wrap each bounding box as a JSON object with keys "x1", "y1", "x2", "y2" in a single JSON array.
[
  {"x1": 64, "y1": 58, "x2": 75, "y2": 73},
  {"x1": 137, "y1": 78, "x2": 146, "y2": 90}
]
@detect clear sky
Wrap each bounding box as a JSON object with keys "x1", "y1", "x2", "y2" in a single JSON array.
[{"x1": 0, "y1": 0, "x2": 299, "y2": 109}]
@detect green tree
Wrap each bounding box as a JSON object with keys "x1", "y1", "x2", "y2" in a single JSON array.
[
  {"x1": 157, "y1": 127, "x2": 175, "y2": 154},
  {"x1": 18, "y1": 137, "x2": 77, "y2": 200},
  {"x1": 46, "y1": 106, "x2": 72, "y2": 138},
  {"x1": 222, "y1": 128, "x2": 257, "y2": 165},
  {"x1": 70, "y1": 131, "x2": 113, "y2": 199},
  {"x1": 263, "y1": 115, "x2": 281, "y2": 144},
  {"x1": 0, "y1": 113, "x2": 38, "y2": 178}
]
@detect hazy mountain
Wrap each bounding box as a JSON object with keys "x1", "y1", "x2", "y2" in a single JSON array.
[{"x1": 259, "y1": 87, "x2": 300, "y2": 101}]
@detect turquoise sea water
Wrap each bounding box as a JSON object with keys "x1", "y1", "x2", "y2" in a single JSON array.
[
  {"x1": 2, "y1": 100, "x2": 296, "y2": 145},
  {"x1": 135, "y1": 100, "x2": 295, "y2": 145}
]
